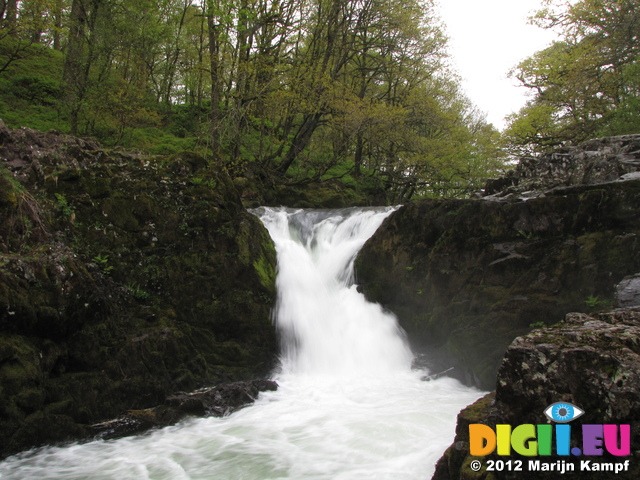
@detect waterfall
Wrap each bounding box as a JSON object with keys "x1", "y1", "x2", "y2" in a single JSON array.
[
  {"x1": 256, "y1": 206, "x2": 412, "y2": 377},
  {"x1": 0, "y1": 207, "x2": 482, "y2": 480}
]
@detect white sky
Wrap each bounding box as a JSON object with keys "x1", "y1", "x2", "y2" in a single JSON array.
[{"x1": 436, "y1": 0, "x2": 560, "y2": 130}]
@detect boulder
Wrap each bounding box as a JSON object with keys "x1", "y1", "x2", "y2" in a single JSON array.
[
  {"x1": 0, "y1": 124, "x2": 279, "y2": 457},
  {"x1": 616, "y1": 275, "x2": 640, "y2": 308},
  {"x1": 92, "y1": 379, "x2": 279, "y2": 441},
  {"x1": 483, "y1": 134, "x2": 640, "y2": 197},
  {"x1": 356, "y1": 136, "x2": 640, "y2": 390},
  {"x1": 432, "y1": 310, "x2": 640, "y2": 480}
]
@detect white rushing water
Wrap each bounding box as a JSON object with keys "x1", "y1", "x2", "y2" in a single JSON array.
[{"x1": 0, "y1": 207, "x2": 482, "y2": 480}]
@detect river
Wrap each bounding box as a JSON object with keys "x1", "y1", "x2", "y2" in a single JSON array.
[{"x1": 0, "y1": 207, "x2": 482, "y2": 480}]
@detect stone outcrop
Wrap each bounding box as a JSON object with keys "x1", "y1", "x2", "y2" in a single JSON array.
[
  {"x1": 0, "y1": 121, "x2": 278, "y2": 457},
  {"x1": 432, "y1": 309, "x2": 640, "y2": 480},
  {"x1": 356, "y1": 135, "x2": 640, "y2": 390},
  {"x1": 92, "y1": 379, "x2": 278, "y2": 441},
  {"x1": 357, "y1": 179, "x2": 640, "y2": 389},
  {"x1": 616, "y1": 274, "x2": 640, "y2": 308},
  {"x1": 484, "y1": 135, "x2": 640, "y2": 198}
]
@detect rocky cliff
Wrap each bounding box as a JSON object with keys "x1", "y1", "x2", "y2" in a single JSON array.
[
  {"x1": 484, "y1": 135, "x2": 640, "y2": 197},
  {"x1": 432, "y1": 309, "x2": 640, "y2": 480},
  {"x1": 356, "y1": 135, "x2": 640, "y2": 390},
  {"x1": 0, "y1": 121, "x2": 278, "y2": 457}
]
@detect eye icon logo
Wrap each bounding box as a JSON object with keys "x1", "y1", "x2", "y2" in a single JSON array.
[{"x1": 544, "y1": 402, "x2": 585, "y2": 423}]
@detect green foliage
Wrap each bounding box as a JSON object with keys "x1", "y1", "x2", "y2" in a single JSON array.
[
  {"x1": 188, "y1": 176, "x2": 217, "y2": 188},
  {"x1": 529, "y1": 321, "x2": 547, "y2": 329},
  {"x1": 92, "y1": 254, "x2": 114, "y2": 275},
  {"x1": 585, "y1": 295, "x2": 600, "y2": 308},
  {"x1": 517, "y1": 229, "x2": 535, "y2": 240},
  {"x1": 584, "y1": 295, "x2": 611, "y2": 310},
  {"x1": 0, "y1": 0, "x2": 508, "y2": 201},
  {"x1": 10, "y1": 74, "x2": 60, "y2": 105},
  {"x1": 0, "y1": 40, "x2": 68, "y2": 133},
  {"x1": 506, "y1": 0, "x2": 640, "y2": 154},
  {"x1": 126, "y1": 282, "x2": 151, "y2": 301},
  {"x1": 0, "y1": 168, "x2": 49, "y2": 250},
  {"x1": 122, "y1": 128, "x2": 201, "y2": 155},
  {"x1": 54, "y1": 193, "x2": 74, "y2": 218}
]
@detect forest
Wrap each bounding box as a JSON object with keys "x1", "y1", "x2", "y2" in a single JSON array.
[{"x1": 0, "y1": 0, "x2": 639, "y2": 202}]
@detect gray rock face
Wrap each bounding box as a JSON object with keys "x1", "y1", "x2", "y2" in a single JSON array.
[
  {"x1": 356, "y1": 178, "x2": 640, "y2": 390},
  {"x1": 357, "y1": 134, "x2": 640, "y2": 390},
  {"x1": 484, "y1": 135, "x2": 640, "y2": 198},
  {"x1": 496, "y1": 311, "x2": 640, "y2": 426},
  {"x1": 432, "y1": 310, "x2": 640, "y2": 480},
  {"x1": 616, "y1": 274, "x2": 640, "y2": 308},
  {"x1": 0, "y1": 121, "x2": 279, "y2": 458}
]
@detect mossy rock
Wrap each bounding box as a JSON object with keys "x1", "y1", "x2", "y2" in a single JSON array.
[
  {"x1": 357, "y1": 180, "x2": 640, "y2": 390},
  {"x1": 6, "y1": 412, "x2": 89, "y2": 454},
  {"x1": 0, "y1": 125, "x2": 279, "y2": 457}
]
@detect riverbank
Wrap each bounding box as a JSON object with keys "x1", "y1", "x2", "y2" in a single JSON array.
[{"x1": 0, "y1": 121, "x2": 278, "y2": 457}]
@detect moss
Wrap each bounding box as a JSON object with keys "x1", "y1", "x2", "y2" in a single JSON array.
[
  {"x1": 0, "y1": 334, "x2": 45, "y2": 454},
  {"x1": 83, "y1": 176, "x2": 111, "y2": 199},
  {"x1": 458, "y1": 393, "x2": 496, "y2": 427},
  {"x1": 7, "y1": 412, "x2": 88, "y2": 454},
  {"x1": 0, "y1": 129, "x2": 279, "y2": 456},
  {"x1": 0, "y1": 335, "x2": 41, "y2": 393},
  {"x1": 357, "y1": 180, "x2": 640, "y2": 390},
  {"x1": 102, "y1": 196, "x2": 142, "y2": 231},
  {"x1": 0, "y1": 174, "x2": 18, "y2": 208},
  {"x1": 253, "y1": 255, "x2": 276, "y2": 294},
  {"x1": 167, "y1": 151, "x2": 208, "y2": 174},
  {"x1": 432, "y1": 393, "x2": 498, "y2": 480}
]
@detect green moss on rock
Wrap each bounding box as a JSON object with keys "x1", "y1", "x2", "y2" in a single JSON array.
[
  {"x1": 357, "y1": 180, "x2": 640, "y2": 390},
  {"x1": 0, "y1": 126, "x2": 279, "y2": 457}
]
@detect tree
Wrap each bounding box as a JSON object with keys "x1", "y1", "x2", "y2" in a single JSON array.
[
  {"x1": 505, "y1": 0, "x2": 640, "y2": 154},
  {"x1": 1, "y1": 0, "x2": 18, "y2": 31},
  {"x1": 0, "y1": 0, "x2": 37, "y2": 74},
  {"x1": 1, "y1": 0, "x2": 506, "y2": 200}
]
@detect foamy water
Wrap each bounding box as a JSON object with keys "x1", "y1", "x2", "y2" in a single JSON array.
[{"x1": 0, "y1": 207, "x2": 482, "y2": 480}]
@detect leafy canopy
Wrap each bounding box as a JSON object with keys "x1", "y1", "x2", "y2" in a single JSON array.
[
  {"x1": 505, "y1": 0, "x2": 640, "y2": 155},
  {"x1": 0, "y1": 0, "x2": 508, "y2": 202}
]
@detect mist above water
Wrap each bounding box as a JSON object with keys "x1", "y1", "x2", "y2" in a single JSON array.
[{"x1": 0, "y1": 207, "x2": 482, "y2": 480}]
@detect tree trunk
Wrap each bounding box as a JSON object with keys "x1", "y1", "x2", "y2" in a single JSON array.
[
  {"x1": 63, "y1": 0, "x2": 88, "y2": 135},
  {"x1": 277, "y1": 112, "x2": 323, "y2": 174},
  {"x1": 53, "y1": 0, "x2": 64, "y2": 51},
  {"x1": 4, "y1": 0, "x2": 17, "y2": 31},
  {"x1": 207, "y1": 11, "x2": 221, "y2": 155},
  {"x1": 230, "y1": 0, "x2": 250, "y2": 163},
  {"x1": 354, "y1": 134, "x2": 364, "y2": 178}
]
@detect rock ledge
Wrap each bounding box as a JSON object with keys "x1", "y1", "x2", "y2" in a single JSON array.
[{"x1": 432, "y1": 309, "x2": 640, "y2": 480}]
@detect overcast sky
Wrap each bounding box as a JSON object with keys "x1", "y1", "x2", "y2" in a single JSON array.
[{"x1": 436, "y1": 0, "x2": 561, "y2": 130}]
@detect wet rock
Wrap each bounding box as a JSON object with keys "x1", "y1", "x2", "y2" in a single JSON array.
[
  {"x1": 356, "y1": 136, "x2": 640, "y2": 390},
  {"x1": 432, "y1": 310, "x2": 640, "y2": 480},
  {"x1": 616, "y1": 274, "x2": 640, "y2": 308},
  {"x1": 0, "y1": 123, "x2": 279, "y2": 457},
  {"x1": 92, "y1": 379, "x2": 278, "y2": 441},
  {"x1": 357, "y1": 179, "x2": 640, "y2": 390}
]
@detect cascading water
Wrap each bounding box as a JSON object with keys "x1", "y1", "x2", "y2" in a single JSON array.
[
  {"x1": 260, "y1": 207, "x2": 413, "y2": 377},
  {"x1": 0, "y1": 207, "x2": 482, "y2": 480}
]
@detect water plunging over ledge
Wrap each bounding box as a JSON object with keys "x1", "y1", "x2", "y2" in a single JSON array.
[{"x1": 0, "y1": 207, "x2": 482, "y2": 480}]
